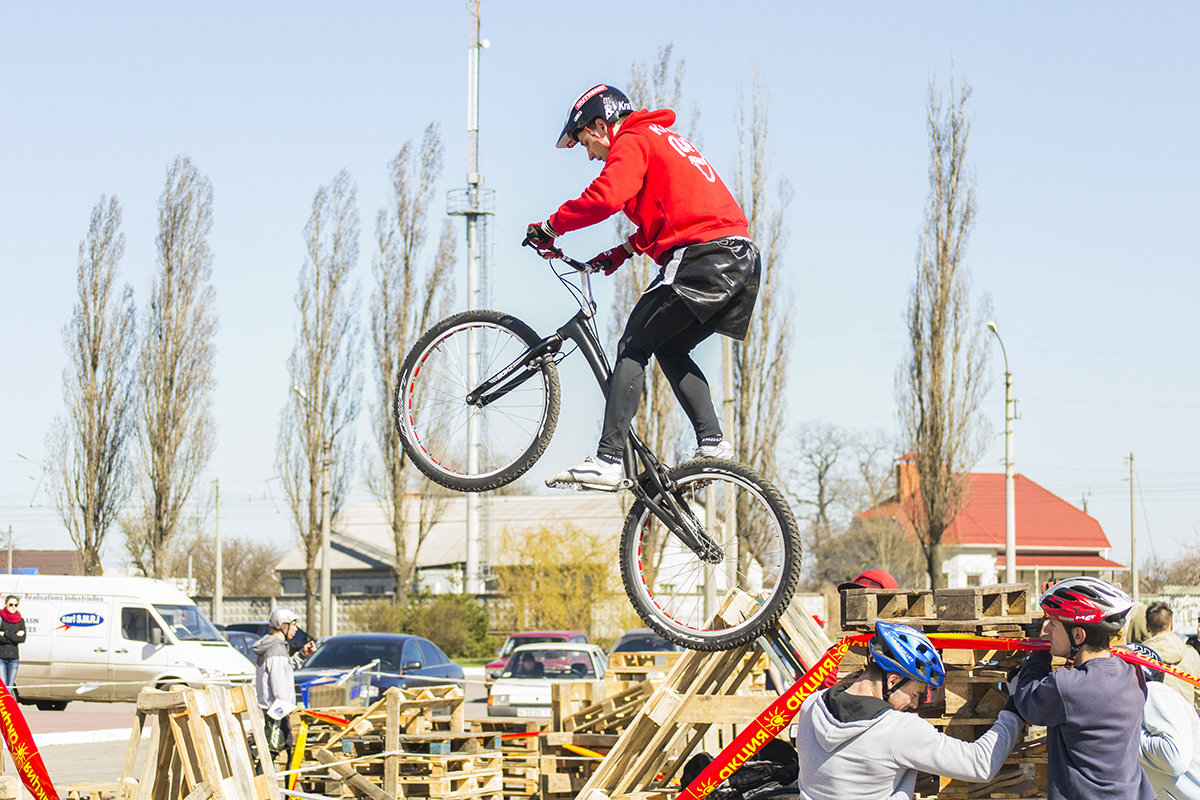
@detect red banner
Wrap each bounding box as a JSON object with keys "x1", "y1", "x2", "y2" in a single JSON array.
[
  {"x1": 678, "y1": 633, "x2": 1193, "y2": 800},
  {"x1": 678, "y1": 637, "x2": 853, "y2": 800},
  {"x1": 0, "y1": 682, "x2": 60, "y2": 800}
]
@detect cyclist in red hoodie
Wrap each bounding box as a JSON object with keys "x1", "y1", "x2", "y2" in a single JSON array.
[{"x1": 525, "y1": 84, "x2": 760, "y2": 490}]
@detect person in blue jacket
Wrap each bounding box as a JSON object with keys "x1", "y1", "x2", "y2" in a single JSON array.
[{"x1": 1009, "y1": 576, "x2": 1154, "y2": 800}]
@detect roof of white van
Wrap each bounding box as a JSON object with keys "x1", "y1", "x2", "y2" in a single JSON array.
[{"x1": 0, "y1": 574, "x2": 195, "y2": 602}]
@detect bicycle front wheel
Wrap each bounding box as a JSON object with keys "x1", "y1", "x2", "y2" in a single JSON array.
[
  {"x1": 395, "y1": 310, "x2": 560, "y2": 492},
  {"x1": 620, "y1": 460, "x2": 801, "y2": 651}
]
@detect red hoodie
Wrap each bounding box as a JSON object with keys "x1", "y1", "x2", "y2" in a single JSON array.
[{"x1": 548, "y1": 109, "x2": 749, "y2": 265}]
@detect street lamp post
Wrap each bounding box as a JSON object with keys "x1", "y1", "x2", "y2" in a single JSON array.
[
  {"x1": 986, "y1": 321, "x2": 1016, "y2": 585},
  {"x1": 293, "y1": 387, "x2": 333, "y2": 638}
]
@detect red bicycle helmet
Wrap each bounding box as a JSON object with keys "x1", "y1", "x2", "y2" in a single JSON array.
[{"x1": 1039, "y1": 576, "x2": 1133, "y2": 633}]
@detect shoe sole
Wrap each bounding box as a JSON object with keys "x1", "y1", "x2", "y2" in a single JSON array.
[{"x1": 545, "y1": 478, "x2": 623, "y2": 492}]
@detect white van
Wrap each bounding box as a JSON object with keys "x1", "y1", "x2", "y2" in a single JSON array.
[{"x1": 0, "y1": 575, "x2": 255, "y2": 710}]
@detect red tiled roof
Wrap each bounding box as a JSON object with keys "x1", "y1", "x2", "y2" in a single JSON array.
[
  {"x1": 995, "y1": 554, "x2": 1127, "y2": 570},
  {"x1": 860, "y1": 473, "x2": 1112, "y2": 552}
]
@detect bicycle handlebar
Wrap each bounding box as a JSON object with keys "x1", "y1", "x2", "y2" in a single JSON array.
[{"x1": 520, "y1": 239, "x2": 600, "y2": 273}]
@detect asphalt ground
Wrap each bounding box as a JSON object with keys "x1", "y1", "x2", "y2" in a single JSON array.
[{"x1": 10, "y1": 669, "x2": 490, "y2": 798}]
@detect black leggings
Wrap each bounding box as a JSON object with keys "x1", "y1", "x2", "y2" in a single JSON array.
[{"x1": 597, "y1": 286, "x2": 726, "y2": 458}]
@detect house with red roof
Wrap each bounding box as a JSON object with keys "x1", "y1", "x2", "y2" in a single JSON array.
[{"x1": 856, "y1": 458, "x2": 1126, "y2": 588}]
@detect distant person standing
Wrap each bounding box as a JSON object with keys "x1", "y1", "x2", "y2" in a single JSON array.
[
  {"x1": 0, "y1": 595, "x2": 26, "y2": 693},
  {"x1": 253, "y1": 608, "x2": 316, "y2": 761}
]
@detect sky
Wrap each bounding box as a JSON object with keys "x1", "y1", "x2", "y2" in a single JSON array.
[{"x1": 1, "y1": 2, "x2": 1197, "y2": 575}]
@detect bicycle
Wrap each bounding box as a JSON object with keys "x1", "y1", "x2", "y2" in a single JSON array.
[{"x1": 392, "y1": 245, "x2": 801, "y2": 651}]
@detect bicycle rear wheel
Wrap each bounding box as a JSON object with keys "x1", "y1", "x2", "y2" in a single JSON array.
[
  {"x1": 395, "y1": 310, "x2": 560, "y2": 492},
  {"x1": 619, "y1": 460, "x2": 801, "y2": 651}
]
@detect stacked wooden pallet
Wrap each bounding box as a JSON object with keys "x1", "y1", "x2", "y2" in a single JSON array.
[
  {"x1": 469, "y1": 719, "x2": 545, "y2": 800},
  {"x1": 118, "y1": 684, "x2": 281, "y2": 800},
  {"x1": 841, "y1": 582, "x2": 1047, "y2": 800},
  {"x1": 574, "y1": 590, "x2": 796, "y2": 800},
  {"x1": 290, "y1": 683, "x2": 509, "y2": 800}
]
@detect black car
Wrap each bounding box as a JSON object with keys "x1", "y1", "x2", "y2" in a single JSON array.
[
  {"x1": 225, "y1": 621, "x2": 314, "y2": 654},
  {"x1": 224, "y1": 630, "x2": 259, "y2": 663},
  {"x1": 293, "y1": 633, "x2": 464, "y2": 704},
  {"x1": 611, "y1": 628, "x2": 682, "y2": 653}
]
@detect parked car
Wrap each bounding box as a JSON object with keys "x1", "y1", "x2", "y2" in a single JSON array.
[
  {"x1": 485, "y1": 630, "x2": 589, "y2": 682},
  {"x1": 487, "y1": 643, "x2": 608, "y2": 718},
  {"x1": 293, "y1": 633, "x2": 464, "y2": 704},
  {"x1": 611, "y1": 628, "x2": 682, "y2": 653},
  {"x1": 223, "y1": 630, "x2": 259, "y2": 664},
  {"x1": 225, "y1": 621, "x2": 314, "y2": 654}
]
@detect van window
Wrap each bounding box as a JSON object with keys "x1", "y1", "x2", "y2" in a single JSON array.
[
  {"x1": 154, "y1": 604, "x2": 223, "y2": 641},
  {"x1": 121, "y1": 607, "x2": 165, "y2": 643}
]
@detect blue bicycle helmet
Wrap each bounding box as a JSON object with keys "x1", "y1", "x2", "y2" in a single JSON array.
[
  {"x1": 1120, "y1": 642, "x2": 1164, "y2": 683},
  {"x1": 869, "y1": 621, "x2": 946, "y2": 689}
]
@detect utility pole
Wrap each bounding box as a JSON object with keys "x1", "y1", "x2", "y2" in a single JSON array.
[
  {"x1": 7, "y1": 525, "x2": 12, "y2": 575},
  {"x1": 321, "y1": 439, "x2": 332, "y2": 637},
  {"x1": 448, "y1": 0, "x2": 495, "y2": 595},
  {"x1": 986, "y1": 321, "x2": 1016, "y2": 585},
  {"x1": 1129, "y1": 453, "x2": 1138, "y2": 603},
  {"x1": 214, "y1": 478, "x2": 223, "y2": 624}
]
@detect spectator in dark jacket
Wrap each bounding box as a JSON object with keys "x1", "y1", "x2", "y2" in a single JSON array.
[{"x1": 0, "y1": 595, "x2": 27, "y2": 692}]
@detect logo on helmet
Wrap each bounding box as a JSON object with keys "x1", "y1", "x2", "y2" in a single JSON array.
[{"x1": 575, "y1": 84, "x2": 608, "y2": 110}]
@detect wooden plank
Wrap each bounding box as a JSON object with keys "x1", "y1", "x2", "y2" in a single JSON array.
[
  {"x1": 238, "y1": 690, "x2": 282, "y2": 798},
  {"x1": 313, "y1": 748, "x2": 389, "y2": 800},
  {"x1": 384, "y1": 686, "x2": 399, "y2": 798},
  {"x1": 133, "y1": 710, "x2": 165, "y2": 800},
  {"x1": 181, "y1": 782, "x2": 213, "y2": 800},
  {"x1": 209, "y1": 687, "x2": 259, "y2": 800}
]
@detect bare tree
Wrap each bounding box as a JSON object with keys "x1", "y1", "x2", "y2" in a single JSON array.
[
  {"x1": 365, "y1": 124, "x2": 457, "y2": 605},
  {"x1": 897, "y1": 77, "x2": 992, "y2": 590},
  {"x1": 277, "y1": 170, "x2": 362, "y2": 628},
  {"x1": 730, "y1": 72, "x2": 794, "y2": 488},
  {"x1": 160, "y1": 531, "x2": 285, "y2": 597},
  {"x1": 128, "y1": 157, "x2": 218, "y2": 578},
  {"x1": 790, "y1": 423, "x2": 923, "y2": 589},
  {"x1": 47, "y1": 196, "x2": 138, "y2": 574}
]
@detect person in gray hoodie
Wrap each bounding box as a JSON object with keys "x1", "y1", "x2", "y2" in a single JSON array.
[
  {"x1": 795, "y1": 621, "x2": 1022, "y2": 800},
  {"x1": 252, "y1": 607, "x2": 316, "y2": 759},
  {"x1": 1122, "y1": 643, "x2": 1200, "y2": 800}
]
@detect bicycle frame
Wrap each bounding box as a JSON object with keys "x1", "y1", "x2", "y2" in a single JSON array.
[{"x1": 469, "y1": 247, "x2": 723, "y2": 562}]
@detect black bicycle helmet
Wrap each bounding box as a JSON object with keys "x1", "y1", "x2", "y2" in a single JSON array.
[
  {"x1": 1120, "y1": 642, "x2": 1164, "y2": 683},
  {"x1": 556, "y1": 84, "x2": 634, "y2": 149}
]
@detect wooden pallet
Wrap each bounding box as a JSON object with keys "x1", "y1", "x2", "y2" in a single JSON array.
[
  {"x1": 841, "y1": 587, "x2": 935, "y2": 630},
  {"x1": 561, "y1": 681, "x2": 654, "y2": 735},
  {"x1": 119, "y1": 684, "x2": 282, "y2": 800},
  {"x1": 469, "y1": 719, "x2": 544, "y2": 799},
  {"x1": 935, "y1": 584, "x2": 1032, "y2": 621},
  {"x1": 540, "y1": 733, "x2": 618, "y2": 800}
]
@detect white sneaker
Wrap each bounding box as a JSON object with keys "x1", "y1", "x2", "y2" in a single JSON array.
[
  {"x1": 545, "y1": 456, "x2": 624, "y2": 491},
  {"x1": 693, "y1": 439, "x2": 735, "y2": 460}
]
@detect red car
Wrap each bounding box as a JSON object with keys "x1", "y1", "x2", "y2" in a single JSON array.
[{"x1": 486, "y1": 631, "x2": 589, "y2": 682}]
